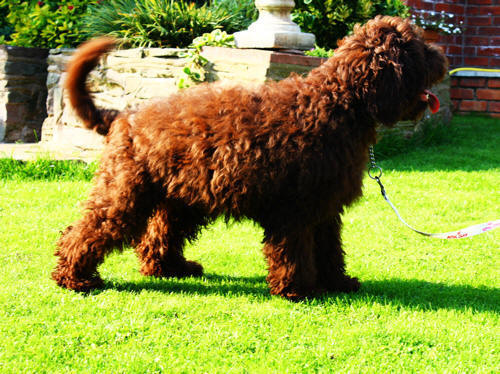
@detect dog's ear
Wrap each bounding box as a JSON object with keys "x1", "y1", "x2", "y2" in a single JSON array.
[
  {"x1": 424, "y1": 43, "x2": 448, "y2": 87},
  {"x1": 366, "y1": 45, "x2": 406, "y2": 126},
  {"x1": 363, "y1": 19, "x2": 424, "y2": 126},
  {"x1": 345, "y1": 17, "x2": 427, "y2": 126}
]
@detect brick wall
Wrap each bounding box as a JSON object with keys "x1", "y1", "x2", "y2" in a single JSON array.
[
  {"x1": 451, "y1": 76, "x2": 500, "y2": 118},
  {"x1": 404, "y1": 0, "x2": 499, "y2": 117},
  {"x1": 404, "y1": 0, "x2": 499, "y2": 68}
]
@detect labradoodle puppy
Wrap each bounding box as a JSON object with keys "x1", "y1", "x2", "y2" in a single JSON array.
[{"x1": 52, "y1": 16, "x2": 447, "y2": 299}]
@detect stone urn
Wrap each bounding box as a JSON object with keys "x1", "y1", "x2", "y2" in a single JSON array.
[{"x1": 234, "y1": 0, "x2": 315, "y2": 50}]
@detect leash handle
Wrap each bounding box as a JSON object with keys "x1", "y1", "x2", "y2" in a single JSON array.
[{"x1": 368, "y1": 147, "x2": 500, "y2": 239}]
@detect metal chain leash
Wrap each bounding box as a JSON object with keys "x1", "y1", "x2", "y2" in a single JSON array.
[
  {"x1": 367, "y1": 146, "x2": 500, "y2": 239},
  {"x1": 368, "y1": 146, "x2": 385, "y2": 195}
]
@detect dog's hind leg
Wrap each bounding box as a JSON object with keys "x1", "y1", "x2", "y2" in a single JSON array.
[
  {"x1": 135, "y1": 201, "x2": 205, "y2": 279},
  {"x1": 263, "y1": 226, "x2": 320, "y2": 300},
  {"x1": 52, "y1": 119, "x2": 155, "y2": 292},
  {"x1": 313, "y1": 216, "x2": 360, "y2": 293}
]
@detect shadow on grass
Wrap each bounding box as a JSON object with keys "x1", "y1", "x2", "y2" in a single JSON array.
[
  {"x1": 355, "y1": 278, "x2": 499, "y2": 313},
  {"x1": 104, "y1": 273, "x2": 270, "y2": 299},
  {"x1": 102, "y1": 274, "x2": 499, "y2": 313}
]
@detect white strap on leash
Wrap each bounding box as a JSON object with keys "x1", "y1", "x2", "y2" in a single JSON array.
[{"x1": 368, "y1": 147, "x2": 500, "y2": 239}]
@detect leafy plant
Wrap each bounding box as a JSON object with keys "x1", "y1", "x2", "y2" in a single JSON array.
[
  {"x1": 0, "y1": 1, "x2": 13, "y2": 44},
  {"x1": 304, "y1": 45, "x2": 335, "y2": 58},
  {"x1": 83, "y1": 0, "x2": 234, "y2": 48},
  {"x1": 1, "y1": 0, "x2": 97, "y2": 48},
  {"x1": 292, "y1": 0, "x2": 410, "y2": 49},
  {"x1": 210, "y1": 0, "x2": 258, "y2": 33},
  {"x1": 178, "y1": 29, "x2": 235, "y2": 88}
]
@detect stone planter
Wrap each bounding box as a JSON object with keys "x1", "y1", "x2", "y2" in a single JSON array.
[{"x1": 0, "y1": 45, "x2": 48, "y2": 142}]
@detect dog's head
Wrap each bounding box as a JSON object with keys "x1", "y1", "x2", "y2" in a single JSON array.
[{"x1": 334, "y1": 16, "x2": 448, "y2": 126}]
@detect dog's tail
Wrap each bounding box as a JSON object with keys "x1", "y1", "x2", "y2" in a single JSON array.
[{"x1": 65, "y1": 37, "x2": 119, "y2": 136}]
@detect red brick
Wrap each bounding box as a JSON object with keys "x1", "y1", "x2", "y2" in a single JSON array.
[
  {"x1": 439, "y1": 35, "x2": 454, "y2": 45},
  {"x1": 463, "y1": 46, "x2": 476, "y2": 56},
  {"x1": 451, "y1": 99, "x2": 461, "y2": 111},
  {"x1": 459, "y1": 100, "x2": 488, "y2": 111},
  {"x1": 450, "y1": 87, "x2": 474, "y2": 100},
  {"x1": 448, "y1": 56, "x2": 462, "y2": 68},
  {"x1": 488, "y1": 79, "x2": 500, "y2": 88},
  {"x1": 405, "y1": 0, "x2": 420, "y2": 7},
  {"x1": 451, "y1": 4, "x2": 466, "y2": 14},
  {"x1": 460, "y1": 78, "x2": 486, "y2": 87},
  {"x1": 465, "y1": 36, "x2": 490, "y2": 46},
  {"x1": 451, "y1": 77, "x2": 460, "y2": 86},
  {"x1": 490, "y1": 113, "x2": 500, "y2": 118},
  {"x1": 488, "y1": 101, "x2": 500, "y2": 113},
  {"x1": 468, "y1": 0, "x2": 494, "y2": 4},
  {"x1": 467, "y1": 16, "x2": 492, "y2": 26},
  {"x1": 419, "y1": 1, "x2": 435, "y2": 11},
  {"x1": 491, "y1": 37, "x2": 500, "y2": 45},
  {"x1": 467, "y1": 6, "x2": 480, "y2": 15},
  {"x1": 477, "y1": 88, "x2": 500, "y2": 100},
  {"x1": 446, "y1": 45, "x2": 462, "y2": 55},
  {"x1": 477, "y1": 27, "x2": 500, "y2": 35},
  {"x1": 464, "y1": 57, "x2": 490, "y2": 66},
  {"x1": 479, "y1": 6, "x2": 500, "y2": 16},
  {"x1": 450, "y1": 34, "x2": 464, "y2": 44},
  {"x1": 477, "y1": 47, "x2": 500, "y2": 57},
  {"x1": 435, "y1": 3, "x2": 451, "y2": 12},
  {"x1": 466, "y1": 26, "x2": 479, "y2": 36}
]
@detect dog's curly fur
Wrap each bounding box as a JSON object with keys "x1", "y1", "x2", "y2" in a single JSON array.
[{"x1": 52, "y1": 16, "x2": 447, "y2": 299}]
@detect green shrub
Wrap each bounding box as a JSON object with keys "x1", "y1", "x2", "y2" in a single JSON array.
[
  {"x1": 293, "y1": 0, "x2": 410, "y2": 49},
  {"x1": 210, "y1": 0, "x2": 257, "y2": 33},
  {"x1": 178, "y1": 29, "x2": 236, "y2": 88},
  {"x1": 0, "y1": 2, "x2": 13, "y2": 44},
  {"x1": 1, "y1": 0, "x2": 97, "y2": 48},
  {"x1": 304, "y1": 45, "x2": 335, "y2": 58},
  {"x1": 83, "y1": 0, "x2": 237, "y2": 48}
]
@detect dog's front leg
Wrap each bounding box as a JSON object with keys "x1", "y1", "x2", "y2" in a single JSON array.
[
  {"x1": 313, "y1": 216, "x2": 360, "y2": 293},
  {"x1": 262, "y1": 227, "x2": 321, "y2": 300}
]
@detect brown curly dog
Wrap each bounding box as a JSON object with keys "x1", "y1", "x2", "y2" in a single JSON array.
[{"x1": 52, "y1": 16, "x2": 447, "y2": 299}]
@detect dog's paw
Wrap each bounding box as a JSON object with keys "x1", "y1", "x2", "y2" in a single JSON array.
[
  {"x1": 270, "y1": 284, "x2": 327, "y2": 301},
  {"x1": 142, "y1": 260, "x2": 204, "y2": 279},
  {"x1": 324, "y1": 275, "x2": 360, "y2": 294},
  {"x1": 52, "y1": 271, "x2": 104, "y2": 292},
  {"x1": 181, "y1": 260, "x2": 204, "y2": 277}
]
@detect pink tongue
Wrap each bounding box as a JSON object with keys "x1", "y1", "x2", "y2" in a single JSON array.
[{"x1": 425, "y1": 90, "x2": 440, "y2": 114}]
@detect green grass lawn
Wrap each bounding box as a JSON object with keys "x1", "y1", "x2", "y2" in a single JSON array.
[{"x1": 0, "y1": 115, "x2": 498, "y2": 373}]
